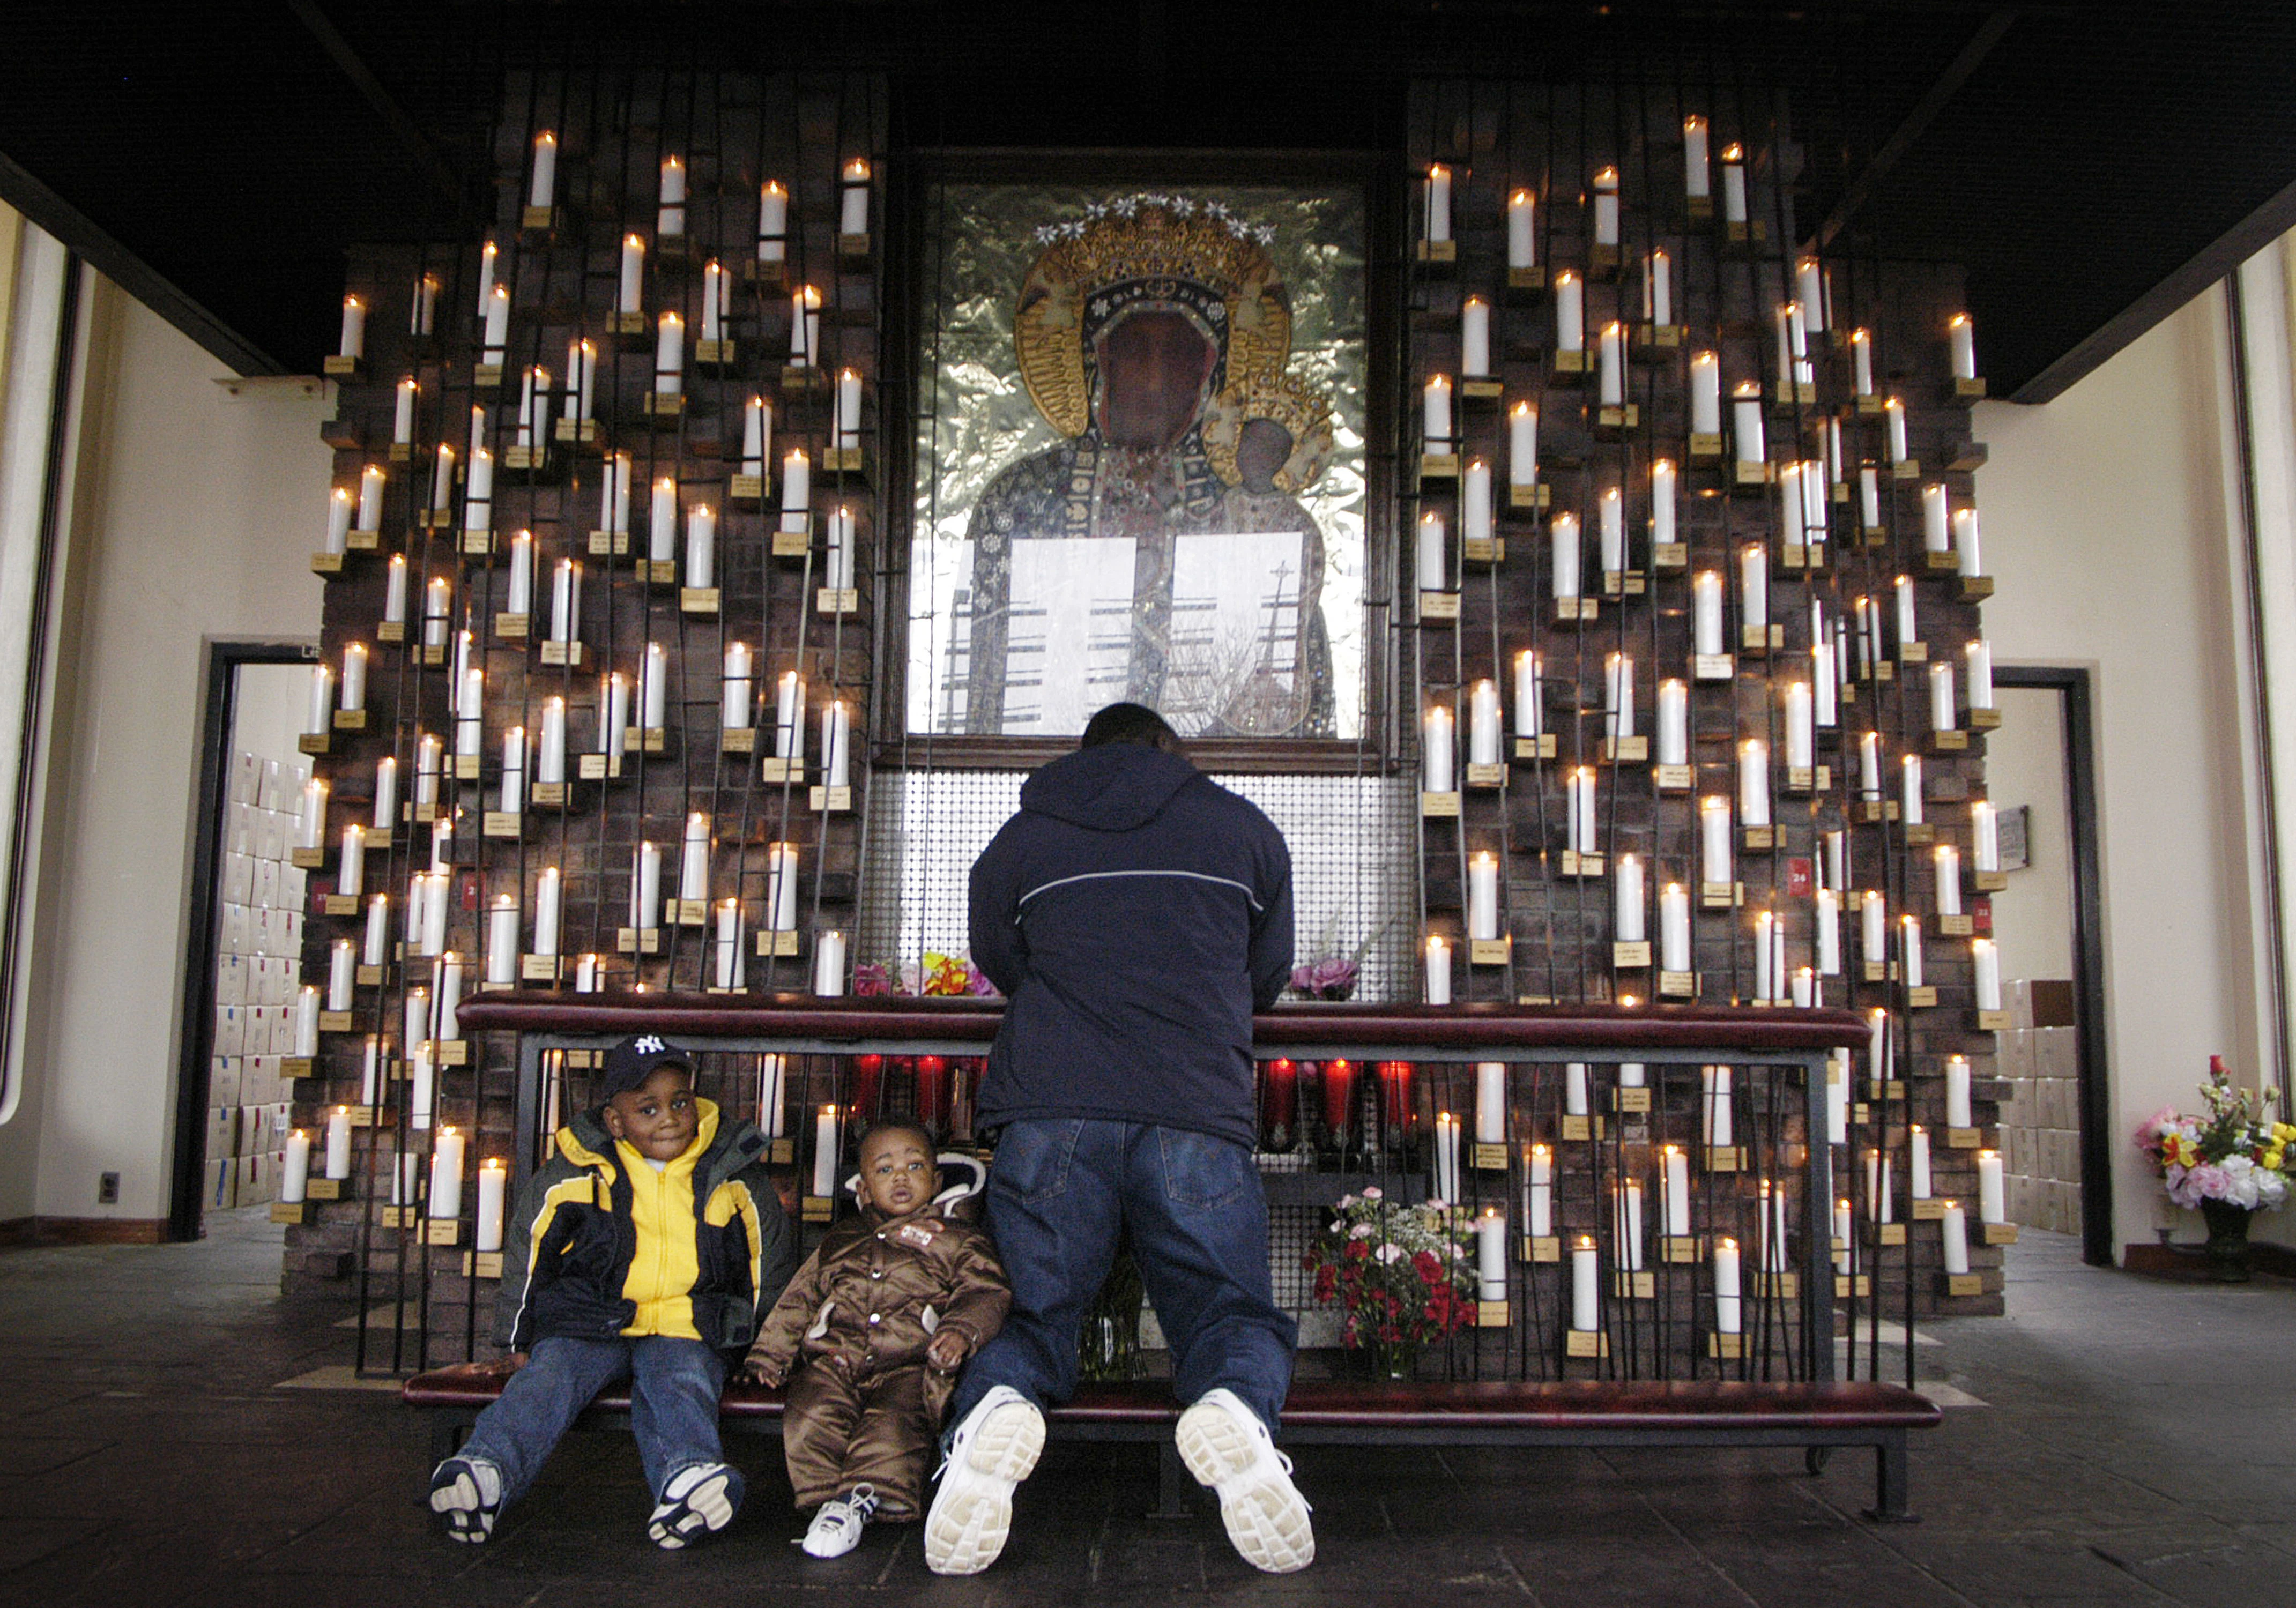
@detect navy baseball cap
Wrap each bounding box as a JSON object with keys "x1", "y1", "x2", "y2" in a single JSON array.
[{"x1": 598, "y1": 1034, "x2": 694, "y2": 1101}]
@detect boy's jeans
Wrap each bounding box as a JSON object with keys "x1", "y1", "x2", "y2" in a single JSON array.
[
  {"x1": 952, "y1": 1118, "x2": 1296, "y2": 1434},
  {"x1": 457, "y1": 1334, "x2": 730, "y2": 1507}
]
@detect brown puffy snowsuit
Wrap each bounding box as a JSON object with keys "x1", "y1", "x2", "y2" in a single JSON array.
[{"x1": 746, "y1": 1205, "x2": 1010, "y2": 1517}]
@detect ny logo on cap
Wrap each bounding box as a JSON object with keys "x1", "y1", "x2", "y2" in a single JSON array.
[{"x1": 635, "y1": 1035, "x2": 666, "y2": 1055}]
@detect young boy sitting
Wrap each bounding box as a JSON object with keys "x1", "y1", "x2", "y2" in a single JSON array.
[
  {"x1": 745, "y1": 1122, "x2": 1010, "y2": 1558},
  {"x1": 429, "y1": 1034, "x2": 798, "y2": 1549}
]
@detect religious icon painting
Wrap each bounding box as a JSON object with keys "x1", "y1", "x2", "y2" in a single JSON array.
[{"x1": 908, "y1": 178, "x2": 1369, "y2": 741}]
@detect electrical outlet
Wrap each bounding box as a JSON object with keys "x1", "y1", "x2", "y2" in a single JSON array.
[{"x1": 97, "y1": 1172, "x2": 119, "y2": 1205}]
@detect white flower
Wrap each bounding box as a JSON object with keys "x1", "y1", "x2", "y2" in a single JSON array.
[
  {"x1": 1360, "y1": 1186, "x2": 1384, "y2": 1200},
  {"x1": 1350, "y1": 1223, "x2": 1376, "y2": 1240},
  {"x1": 1373, "y1": 1243, "x2": 1406, "y2": 1264}
]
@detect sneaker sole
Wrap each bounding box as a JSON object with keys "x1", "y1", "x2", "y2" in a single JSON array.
[
  {"x1": 428, "y1": 1468, "x2": 495, "y2": 1543},
  {"x1": 648, "y1": 1468, "x2": 737, "y2": 1549},
  {"x1": 1175, "y1": 1404, "x2": 1315, "y2": 1574},
  {"x1": 923, "y1": 1402, "x2": 1044, "y2": 1575}
]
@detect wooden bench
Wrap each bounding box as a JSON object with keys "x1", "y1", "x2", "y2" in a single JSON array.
[{"x1": 405, "y1": 1364, "x2": 1940, "y2": 1521}]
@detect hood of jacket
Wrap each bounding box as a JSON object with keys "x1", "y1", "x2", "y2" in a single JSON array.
[
  {"x1": 558, "y1": 1098, "x2": 764, "y2": 1190},
  {"x1": 1018, "y1": 743, "x2": 1200, "y2": 833}
]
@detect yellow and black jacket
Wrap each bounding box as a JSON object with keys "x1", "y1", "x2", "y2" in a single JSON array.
[{"x1": 494, "y1": 1099, "x2": 799, "y2": 1354}]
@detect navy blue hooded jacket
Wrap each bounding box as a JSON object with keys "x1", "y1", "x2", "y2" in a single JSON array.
[{"x1": 968, "y1": 744, "x2": 1293, "y2": 1150}]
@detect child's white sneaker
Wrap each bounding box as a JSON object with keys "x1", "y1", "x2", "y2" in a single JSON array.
[
  {"x1": 923, "y1": 1384, "x2": 1044, "y2": 1575},
  {"x1": 1175, "y1": 1387, "x2": 1314, "y2": 1573},
  {"x1": 428, "y1": 1455, "x2": 503, "y2": 1543},
  {"x1": 647, "y1": 1461, "x2": 743, "y2": 1549},
  {"x1": 799, "y1": 1483, "x2": 879, "y2": 1558}
]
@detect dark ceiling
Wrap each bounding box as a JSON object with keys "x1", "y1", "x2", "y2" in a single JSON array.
[{"x1": 3, "y1": 3, "x2": 2293, "y2": 401}]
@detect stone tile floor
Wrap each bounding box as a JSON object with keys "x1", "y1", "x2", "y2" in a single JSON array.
[{"x1": 0, "y1": 1212, "x2": 2287, "y2": 1605}]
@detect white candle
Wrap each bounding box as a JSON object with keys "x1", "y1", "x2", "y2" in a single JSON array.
[
  {"x1": 822, "y1": 701, "x2": 852, "y2": 790},
  {"x1": 1527, "y1": 1144, "x2": 1553, "y2": 1235},
  {"x1": 1973, "y1": 939, "x2": 2002, "y2": 1013},
  {"x1": 547, "y1": 558, "x2": 581, "y2": 646},
  {"x1": 605, "y1": 452, "x2": 631, "y2": 532},
  {"x1": 1720, "y1": 142, "x2": 1747, "y2": 221},
  {"x1": 1946, "y1": 1056, "x2": 1974, "y2": 1128},
  {"x1": 1684, "y1": 116, "x2": 1711, "y2": 197},
  {"x1": 1858, "y1": 731, "x2": 1881, "y2": 799},
  {"x1": 1701, "y1": 1065, "x2": 1733, "y2": 1147},
  {"x1": 434, "y1": 954, "x2": 464, "y2": 1042},
  {"x1": 1571, "y1": 1237, "x2": 1600, "y2": 1331},
  {"x1": 1817, "y1": 889, "x2": 1841, "y2": 974},
  {"x1": 1514, "y1": 651, "x2": 1543, "y2": 738},
  {"x1": 1901, "y1": 917, "x2": 1925, "y2": 990},
  {"x1": 1509, "y1": 402, "x2": 1539, "y2": 486},
  {"x1": 715, "y1": 900, "x2": 745, "y2": 990},
  {"x1": 1555, "y1": 272, "x2": 1584, "y2": 352},
  {"x1": 1473, "y1": 1062, "x2": 1506, "y2": 1144},
  {"x1": 414, "y1": 732, "x2": 442, "y2": 807},
  {"x1": 516, "y1": 366, "x2": 548, "y2": 448},
  {"x1": 537, "y1": 697, "x2": 565, "y2": 786},
  {"x1": 686, "y1": 503, "x2": 715, "y2": 589},
  {"x1": 1463, "y1": 458, "x2": 1492, "y2": 546},
  {"x1": 1604, "y1": 651, "x2": 1634, "y2": 740},
  {"x1": 1754, "y1": 911, "x2": 1776, "y2": 1003},
  {"x1": 641, "y1": 643, "x2": 668, "y2": 729},
  {"x1": 1460, "y1": 296, "x2": 1490, "y2": 376},
  {"x1": 1432, "y1": 1110, "x2": 1461, "y2": 1204},
  {"x1": 1507, "y1": 189, "x2": 1536, "y2": 266},
  {"x1": 721, "y1": 641, "x2": 753, "y2": 731},
  {"x1": 812, "y1": 1105, "x2": 840, "y2": 1198},
  {"x1": 1691, "y1": 351, "x2": 1721, "y2": 436},
  {"x1": 575, "y1": 954, "x2": 599, "y2": 992},
  {"x1": 1693, "y1": 570, "x2": 1725, "y2": 658},
  {"x1": 324, "y1": 487, "x2": 352, "y2": 555},
  {"x1": 1930, "y1": 662, "x2": 1957, "y2": 734},
  {"x1": 680, "y1": 812, "x2": 711, "y2": 901},
  {"x1": 757, "y1": 180, "x2": 787, "y2": 260},
  {"x1": 454, "y1": 667, "x2": 482, "y2": 756},
  {"x1": 1424, "y1": 936, "x2": 1452, "y2": 1004},
  {"x1": 1469, "y1": 852, "x2": 1499, "y2": 942},
  {"x1": 1759, "y1": 1181, "x2": 1789, "y2": 1272},
  {"x1": 1978, "y1": 1150, "x2": 2006, "y2": 1222},
  {"x1": 835, "y1": 368, "x2": 863, "y2": 450},
  {"x1": 408, "y1": 1045, "x2": 435, "y2": 1131},
  {"x1": 1598, "y1": 322, "x2": 1624, "y2": 406},
  {"x1": 1922, "y1": 485, "x2": 1951, "y2": 553},
  {"x1": 1476, "y1": 1210, "x2": 1507, "y2": 1301},
  {"x1": 1866, "y1": 1150, "x2": 1894, "y2": 1223},
  {"x1": 1658, "y1": 679, "x2": 1688, "y2": 767},
  {"x1": 486, "y1": 893, "x2": 518, "y2": 985},
  {"x1": 1416, "y1": 512, "x2": 1448, "y2": 593},
  {"x1": 1815, "y1": 642, "x2": 1838, "y2": 728},
  {"x1": 1651, "y1": 458, "x2": 1677, "y2": 548},
  {"x1": 1616, "y1": 852, "x2": 1646, "y2": 943},
  {"x1": 1701, "y1": 796, "x2": 1732, "y2": 887},
  {"x1": 768, "y1": 842, "x2": 800, "y2": 932},
  {"x1": 1901, "y1": 754, "x2": 1925, "y2": 826},
  {"x1": 363, "y1": 892, "x2": 388, "y2": 968},
  {"x1": 1592, "y1": 166, "x2": 1619, "y2": 245},
  {"x1": 1565, "y1": 1063, "x2": 1589, "y2": 1116},
  {"x1": 1862, "y1": 890, "x2": 1888, "y2": 964},
  {"x1": 633, "y1": 841, "x2": 661, "y2": 931},
  {"x1": 1937, "y1": 845, "x2": 1963, "y2": 917},
  {"x1": 775, "y1": 671, "x2": 805, "y2": 761},
  {"x1": 653, "y1": 312, "x2": 683, "y2": 395},
  {"x1": 1826, "y1": 830, "x2": 1847, "y2": 893},
  {"x1": 1735, "y1": 740, "x2": 1772, "y2": 827},
  {"x1": 1942, "y1": 1201, "x2": 1970, "y2": 1274},
  {"x1": 476, "y1": 1159, "x2": 507, "y2": 1253},
  {"x1": 570, "y1": 339, "x2": 596, "y2": 420},
  {"x1": 658, "y1": 155, "x2": 686, "y2": 234},
  {"x1": 464, "y1": 448, "x2": 494, "y2": 533},
  {"x1": 1423, "y1": 705, "x2": 1453, "y2": 793},
  {"x1": 1615, "y1": 1181, "x2": 1644, "y2": 1272},
  {"x1": 1569, "y1": 768, "x2": 1596, "y2": 855},
  {"x1": 1661, "y1": 883, "x2": 1691, "y2": 973},
  {"x1": 281, "y1": 1129, "x2": 311, "y2": 1204},
  {"x1": 482, "y1": 284, "x2": 509, "y2": 363},
  {"x1": 338, "y1": 295, "x2": 365, "y2": 361},
  {"x1": 642, "y1": 478, "x2": 679, "y2": 564},
  {"x1": 1955, "y1": 508, "x2": 1985, "y2": 577},
  {"x1": 781, "y1": 448, "x2": 811, "y2": 530},
  {"x1": 1973, "y1": 800, "x2": 2000, "y2": 873},
  {"x1": 1422, "y1": 375, "x2": 1452, "y2": 450},
  {"x1": 534, "y1": 867, "x2": 562, "y2": 958},
  {"x1": 1599, "y1": 489, "x2": 1626, "y2": 579},
  {"x1": 618, "y1": 233, "x2": 645, "y2": 313},
  {"x1": 325, "y1": 1106, "x2": 352, "y2": 1180},
  {"x1": 1645, "y1": 249, "x2": 1673, "y2": 326},
  {"x1": 412, "y1": 271, "x2": 437, "y2": 337},
  {"x1": 823, "y1": 504, "x2": 857, "y2": 590},
  {"x1": 1732, "y1": 383, "x2": 1765, "y2": 465},
  {"x1": 475, "y1": 240, "x2": 497, "y2": 317},
  {"x1": 701, "y1": 259, "x2": 726, "y2": 343},
  {"x1": 1949, "y1": 314, "x2": 1977, "y2": 381},
  {"x1": 528, "y1": 134, "x2": 558, "y2": 209},
  {"x1": 1779, "y1": 461, "x2": 1808, "y2": 551},
  {"x1": 1469, "y1": 679, "x2": 1500, "y2": 766},
  {"x1": 790, "y1": 285, "x2": 821, "y2": 364},
  {"x1": 428, "y1": 1127, "x2": 464, "y2": 1220},
  {"x1": 1424, "y1": 164, "x2": 1452, "y2": 242},
  {"x1": 1551, "y1": 513, "x2": 1581, "y2": 599},
  {"x1": 814, "y1": 929, "x2": 848, "y2": 996},
  {"x1": 303, "y1": 664, "x2": 334, "y2": 738},
  {"x1": 1883, "y1": 398, "x2": 1909, "y2": 468},
  {"x1": 1714, "y1": 1236, "x2": 1742, "y2": 1334},
  {"x1": 1859, "y1": 466, "x2": 1882, "y2": 532},
  {"x1": 1785, "y1": 682, "x2": 1812, "y2": 770}
]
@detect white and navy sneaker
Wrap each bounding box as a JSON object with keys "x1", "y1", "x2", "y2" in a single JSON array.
[
  {"x1": 428, "y1": 1454, "x2": 503, "y2": 1543},
  {"x1": 923, "y1": 1385, "x2": 1044, "y2": 1575},
  {"x1": 647, "y1": 1461, "x2": 743, "y2": 1549},
  {"x1": 799, "y1": 1482, "x2": 879, "y2": 1559},
  {"x1": 1175, "y1": 1388, "x2": 1314, "y2": 1573}
]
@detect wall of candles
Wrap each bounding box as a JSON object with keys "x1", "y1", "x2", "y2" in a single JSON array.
[
  {"x1": 281, "y1": 70, "x2": 888, "y2": 1361},
  {"x1": 1396, "y1": 78, "x2": 2008, "y2": 1342},
  {"x1": 280, "y1": 65, "x2": 2012, "y2": 1370}
]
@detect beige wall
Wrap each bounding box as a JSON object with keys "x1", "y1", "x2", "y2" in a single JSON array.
[
  {"x1": 0, "y1": 270, "x2": 329, "y2": 1224},
  {"x1": 1976, "y1": 288, "x2": 2277, "y2": 1255}
]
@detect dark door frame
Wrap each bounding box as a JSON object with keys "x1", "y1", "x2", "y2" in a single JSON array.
[
  {"x1": 1993, "y1": 665, "x2": 2113, "y2": 1267},
  {"x1": 168, "y1": 637, "x2": 319, "y2": 1242}
]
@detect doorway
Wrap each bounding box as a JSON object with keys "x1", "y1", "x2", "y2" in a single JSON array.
[
  {"x1": 168, "y1": 643, "x2": 318, "y2": 1241},
  {"x1": 1989, "y1": 667, "x2": 2112, "y2": 1267}
]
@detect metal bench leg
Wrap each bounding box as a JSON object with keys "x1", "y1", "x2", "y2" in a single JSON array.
[
  {"x1": 1805, "y1": 1445, "x2": 1832, "y2": 1476},
  {"x1": 1863, "y1": 1432, "x2": 1917, "y2": 1523},
  {"x1": 1155, "y1": 1441, "x2": 1197, "y2": 1519}
]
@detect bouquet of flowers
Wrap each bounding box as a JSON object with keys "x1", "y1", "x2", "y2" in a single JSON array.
[
  {"x1": 1288, "y1": 913, "x2": 1388, "y2": 1001},
  {"x1": 1303, "y1": 1187, "x2": 1476, "y2": 1369},
  {"x1": 853, "y1": 952, "x2": 999, "y2": 999},
  {"x1": 2134, "y1": 1056, "x2": 2294, "y2": 1212}
]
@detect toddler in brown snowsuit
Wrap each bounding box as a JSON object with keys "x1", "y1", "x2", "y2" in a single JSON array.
[{"x1": 746, "y1": 1122, "x2": 1010, "y2": 1558}]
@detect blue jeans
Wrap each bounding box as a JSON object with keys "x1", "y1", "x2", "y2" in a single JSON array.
[
  {"x1": 457, "y1": 1335, "x2": 736, "y2": 1511},
  {"x1": 954, "y1": 1119, "x2": 1295, "y2": 1433}
]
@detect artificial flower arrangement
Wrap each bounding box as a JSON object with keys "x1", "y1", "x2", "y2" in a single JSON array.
[
  {"x1": 1303, "y1": 1187, "x2": 1476, "y2": 1371},
  {"x1": 1288, "y1": 913, "x2": 1391, "y2": 1001},
  {"x1": 852, "y1": 952, "x2": 1000, "y2": 999},
  {"x1": 2134, "y1": 1056, "x2": 2294, "y2": 1212}
]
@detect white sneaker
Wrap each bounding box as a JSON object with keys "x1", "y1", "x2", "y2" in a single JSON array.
[
  {"x1": 647, "y1": 1461, "x2": 742, "y2": 1549},
  {"x1": 799, "y1": 1483, "x2": 879, "y2": 1559},
  {"x1": 428, "y1": 1455, "x2": 503, "y2": 1543},
  {"x1": 923, "y1": 1384, "x2": 1044, "y2": 1575},
  {"x1": 1175, "y1": 1388, "x2": 1314, "y2": 1573}
]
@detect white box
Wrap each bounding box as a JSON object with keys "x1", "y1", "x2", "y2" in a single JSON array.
[
  {"x1": 242, "y1": 1056, "x2": 279, "y2": 1107},
  {"x1": 258, "y1": 758, "x2": 284, "y2": 812},
  {"x1": 205, "y1": 1156, "x2": 238, "y2": 1210},
  {"x1": 213, "y1": 1006, "x2": 246, "y2": 1058},
  {"x1": 2034, "y1": 1025, "x2": 2077, "y2": 1083},
  {"x1": 215, "y1": 955, "x2": 247, "y2": 1006},
  {"x1": 207, "y1": 1058, "x2": 242, "y2": 1107},
  {"x1": 282, "y1": 866, "x2": 307, "y2": 907},
  {"x1": 229, "y1": 751, "x2": 259, "y2": 805},
  {"x1": 252, "y1": 859, "x2": 280, "y2": 910},
  {"x1": 220, "y1": 903, "x2": 251, "y2": 956},
  {"x1": 206, "y1": 1106, "x2": 240, "y2": 1160},
  {"x1": 235, "y1": 1151, "x2": 264, "y2": 1204},
  {"x1": 222, "y1": 854, "x2": 255, "y2": 905},
  {"x1": 255, "y1": 810, "x2": 286, "y2": 863}
]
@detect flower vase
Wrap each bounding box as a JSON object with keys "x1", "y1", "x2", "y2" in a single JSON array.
[
  {"x1": 1366, "y1": 1340, "x2": 1421, "y2": 1382},
  {"x1": 2200, "y1": 1200, "x2": 2254, "y2": 1283}
]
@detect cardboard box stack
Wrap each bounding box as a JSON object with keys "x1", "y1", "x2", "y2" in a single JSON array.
[
  {"x1": 1995, "y1": 978, "x2": 2080, "y2": 1235},
  {"x1": 204, "y1": 751, "x2": 309, "y2": 1211}
]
